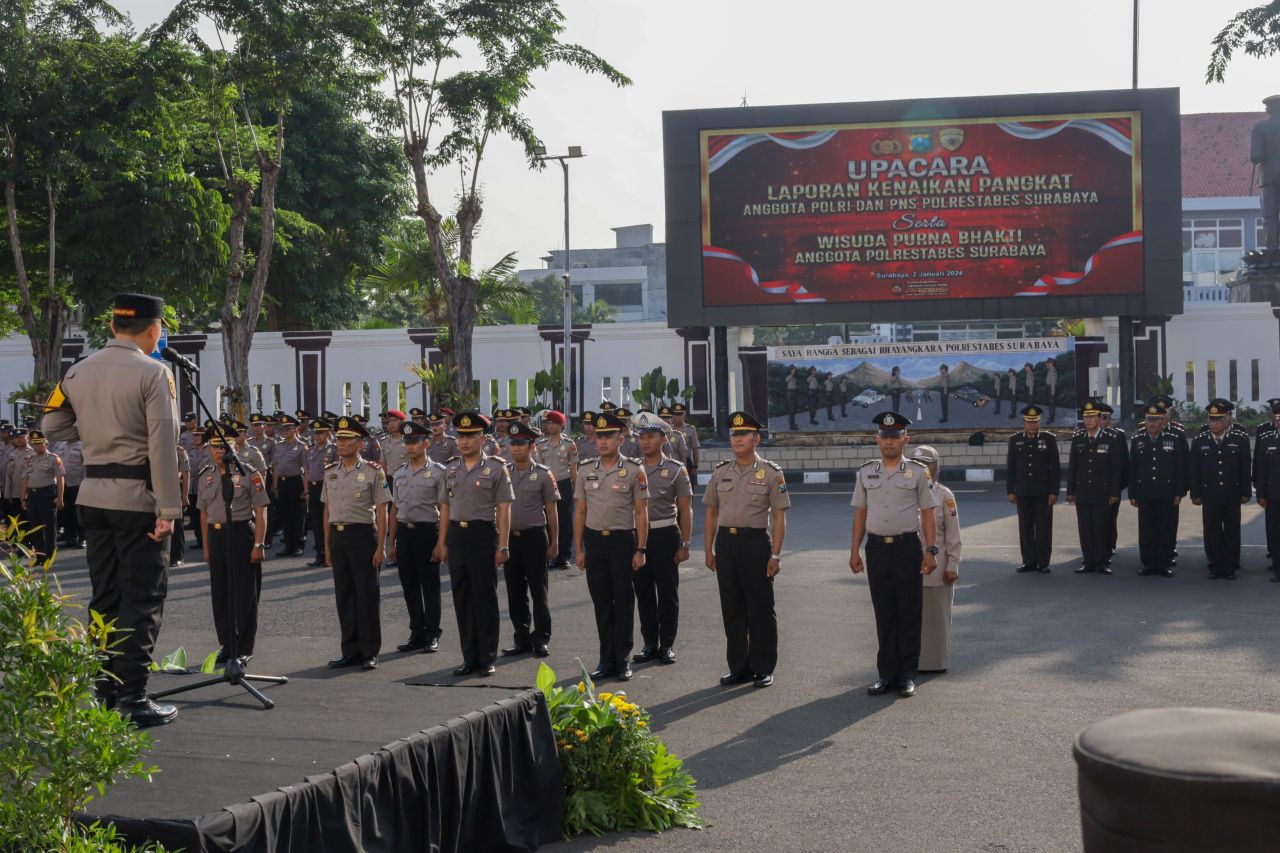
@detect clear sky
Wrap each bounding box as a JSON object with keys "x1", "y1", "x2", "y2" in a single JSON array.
[{"x1": 114, "y1": 0, "x2": 1279, "y2": 274}]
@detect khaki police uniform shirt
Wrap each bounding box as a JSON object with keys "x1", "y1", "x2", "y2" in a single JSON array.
[
  {"x1": 249, "y1": 435, "x2": 275, "y2": 467},
  {"x1": 176, "y1": 445, "x2": 189, "y2": 482},
  {"x1": 42, "y1": 338, "x2": 182, "y2": 518},
  {"x1": 304, "y1": 440, "x2": 338, "y2": 483},
  {"x1": 320, "y1": 458, "x2": 391, "y2": 524},
  {"x1": 273, "y1": 437, "x2": 306, "y2": 476},
  {"x1": 851, "y1": 458, "x2": 937, "y2": 535},
  {"x1": 923, "y1": 481, "x2": 962, "y2": 588},
  {"x1": 380, "y1": 435, "x2": 410, "y2": 475},
  {"x1": 178, "y1": 429, "x2": 194, "y2": 456},
  {"x1": 196, "y1": 464, "x2": 269, "y2": 523},
  {"x1": 508, "y1": 461, "x2": 560, "y2": 530},
  {"x1": 619, "y1": 436, "x2": 640, "y2": 459},
  {"x1": 24, "y1": 450, "x2": 64, "y2": 489},
  {"x1": 5, "y1": 446, "x2": 36, "y2": 496},
  {"x1": 441, "y1": 455, "x2": 514, "y2": 522},
  {"x1": 661, "y1": 430, "x2": 687, "y2": 464},
  {"x1": 391, "y1": 459, "x2": 447, "y2": 523},
  {"x1": 0, "y1": 442, "x2": 11, "y2": 497},
  {"x1": 535, "y1": 435, "x2": 577, "y2": 482},
  {"x1": 188, "y1": 445, "x2": 210, "y2": 488},
  {"x1": 57, "y1": 441, "x2": 84, "y2": 486},
  {"x1": 427, "y1": 435, "x2": 458, "y2": 466},
  {"x1": 576, "y1": 434, "x2": 600, "y2": 462},
  {"x1": 679, "y1": 423, "x2": 699, "y2": 462},
  {"x1": 703, "y1": 455, "x2": 790, "y2": 528},
  {"x1": 238, "y1": 443, "x2": 267, "y2": 475},
  {"x1": 644, "y1": 455, "x2": 692, "y2": 521},
  {"x1": 574, "y1": 456, "x2": 648, "y2": 530}
]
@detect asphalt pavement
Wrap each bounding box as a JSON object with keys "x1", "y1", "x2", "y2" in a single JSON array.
[{"x1": 41, "y1": 484, "x2": 1279, "y2": 852}]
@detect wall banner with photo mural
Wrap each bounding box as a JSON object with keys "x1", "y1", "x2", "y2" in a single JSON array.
[{"x1": 766, "y1": 337, "x2": 1076, "y2": 433}]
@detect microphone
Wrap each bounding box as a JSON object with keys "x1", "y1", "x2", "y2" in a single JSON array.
[{"x1": 161, "y1": 347, "x2": 200, "y2": 374}]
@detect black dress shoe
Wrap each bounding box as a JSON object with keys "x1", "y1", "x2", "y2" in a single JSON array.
[
  {"x1": 424, "y1": 637, "x2": 439, "y2": 653},
  {"x1": 397, "y1": 637, "x2": 428, "y2": 652},
  {"x1": 632, "y1": 646, "x2": 658, "y2": 663},
  {"x1": 1039, "y1": 565, "x2": 1051, "y2": 574},
  {"x1": 1138, "y1": 567, "x2": 1153, "y2": 576},
  {"x1": 719, "y1": 671, "x2": 753, "y2": 687},
  {"x1": 328, "y1": 655, "x2": 360, "y2": 668},
  {"x1": 589, "y1": 665, "x2": 614, "y2": 680},
  {"x1": 1099, "y1": 566, "x2": 1113, "y2": 575},
  {"x1": 533, "y1": 643, "x2": 550, "y2": 657},
  {"x1": 897, "y1": 679, "x2": 916, "y2": 697},
  {"x1": 276, "y1": 548, "x2": 293, "y2": 558},
  {"x1": 453, "y1": 662, "x2": 477, "y2": 676},
  {"x1": 215, "y1": 649, "x2": 229, "y2": 667},
  {"x1": 172, "y1": 559, "x2": 186, "y2": 567},
  {"x1": 617, "y1": 663, "x2": 633, "y2": 681},
  {"x1": 362, "y1": 656, "x2": 378, "y2": 670},
  {"x1": 867, "y1": 678, "x2": 893, "y2": 695},
  {"x1": 121, "y1": 696, "x2": 178, "y2": 728},
  {"x1": 1015, "y1": 564, "x2": 1036, "y2": 573},
  {"x1": 290, "y1": 548, "x2": 305, "y2": 557},
  {"x1": 658, "y1": 647, "x2": 677, "y2": 664},
  {"x1": 1161, "y1": 568, "x2": 1175, "y2": 578},
  {"x1": 479, "y1": 663, "x2": 496, "y2": 676},
  {"x1": 502, "y1": 644, "x2": 531, "y2": 656},
  {"x1": 753, "y1": 672, "x2": 773, "y2": 688},
  {"x1": 1074, "y1": 566, "x2": 1094, "y2": 574},
  {"x1": 308, "y1": 558, "x2": 326, "y2": 567},
  {"x1": 1225, "y1": 571, "x2": 1238, "y2": 580}
]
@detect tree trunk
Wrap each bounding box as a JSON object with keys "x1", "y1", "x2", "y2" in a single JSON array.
[{"x1": 220, "y1": 174, "x2": 253, "y2": 418}]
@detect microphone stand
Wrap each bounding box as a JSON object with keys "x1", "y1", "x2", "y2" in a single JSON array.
[{"x1": 149, "y1": 362, "x2": 288, "y2": 709}]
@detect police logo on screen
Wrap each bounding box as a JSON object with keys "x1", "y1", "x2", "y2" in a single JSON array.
[
  {"x1": 870, "y1": 136, "x2": 903, "y2": 156},
  {"x1": 939, "y1": 128, "x2": 965, "y2": 151},
  {"x1": 909, "y1": 131, "x2": 932, "y2": 152}
]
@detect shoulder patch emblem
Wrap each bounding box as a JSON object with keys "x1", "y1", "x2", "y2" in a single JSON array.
[{"x1": 167, "y1": 373, "x2": 177, "y2": 399}]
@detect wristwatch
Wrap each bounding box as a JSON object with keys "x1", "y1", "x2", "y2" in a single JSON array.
[
  {"x1": 253, "y1": 543, "x2": 265, "y2": 549},
  {"x1": 926, "y1": 545, "x2": 940, "y2": 555},
  {"x1": 635, "y1": 547, "x2": 647, "y2": 554},
  {"x1": 500, "y1": 546, "x2": 510, "y2": 554},
  {"x1": 681, "y1": 541, "x2": 692, "y2": 549}
]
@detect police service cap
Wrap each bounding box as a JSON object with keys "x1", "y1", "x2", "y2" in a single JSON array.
[
  {"x1": 203, "y1": 425, "x2": 237, "y2": 445},
  {"x1": 1152, "y1": 395, "x2": 1175, "y2": 409},
  {"x1": 872, "y1": 411, "x2": 910, "y2": 433},
  {"x1": 671, "y1": 402, "x2": 688, "y2": 415},
  {"x1": 10, "y1": 428, "x2": 27, "y2": 438},
  {"x1": 28, "y1": 429, "x2": 46, "y2": 444},
  {"x1": 599, "y1": 401, "x2": 617, "y2": 412},
  {"x1": 1144, "y1": 403, "x2": 1165, "y2": 418},
  {"x1": 182, "y1": 411, "x2": 197, "y2": 421},
  {"x1": 399, "y1": 421, "x2": 430, "y2": 438},
  {"x1": 615, "y1": 407, "x2": 633, "y2": 418},
  {"x1": 250, "y1": 412, "x2": 268, "y2": 425},
  {"x1": 277, "y1": 414, "x2": 300, "y2": 426},
  {"x1": 453, "y1": 411, "x2": 491, "y2": 434},
  {"x1": 632, "y1": 410, "x2": 669, "y2": 433},
  {"x1": 729, "y1": 411, "x2": 764, "y2": 432},
  {"x1": 295, "y1": 409, "x2": 311, "y2": 420},
  {"x1": 1270, "y1": 400, "x2": 1280, "y2": 415},
  {"x1": 112, "y1": 292, "x2": 164, "y2": 321},
  {"x1": 409, "y1": 407, "x2": 426, "y2": 417},
  {"x1": 333, "y1": 416, "x2": 368, "y2": 438},
  {"x1": 593, "y1": 412, "x2": 626, "y2": 434},
  {"x1": 658, "y1": 405, "x2": 675, "y2": 418},
  {"x1": 1081, "y1": 401, "x2": 1105, "y2": 416},
  {"x1": 493, "y1": 408, "x2": 514, "y2": 421},
  {"x1": 515, "y1": 406, "x2": 532, "y2": 416},
  {"x1": 1206, "y1": 398, "x2": 1234, "y2": 416},
  {"x1": 1021, "y1": 405, "x2": 1043, "y2": 422},
  {"x1": 508, "y1": 421, "x2": 541, "y2": 442},
  {"x1": 353, "y1": 414, "x2": 369, "y2": 425},
  {"x1": 310, "y1": 418, "x2": 331, "y2": 431},
  {"x1": 427, "y1": 411, "x2": 446, "y2": 424},
  {"x1": 580, "y1": 410, "x2": 598, "y2": 424}
]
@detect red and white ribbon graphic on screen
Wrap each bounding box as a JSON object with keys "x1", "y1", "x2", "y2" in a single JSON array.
[
  {"x1": 707, "y1": 130, "x2": 837, "y2": 173},
  {"x1": 703, "y1": 246, "x2": 827, "y2": 303},
  {"x1": 1014, "y1": 232, "x2": 1143, "y2": 296},
  {"x1": 997, "y1": 118, "x2": 1132, "y2": 156}
]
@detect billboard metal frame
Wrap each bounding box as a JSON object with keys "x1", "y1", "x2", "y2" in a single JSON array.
[{"x1": 663, "y1": 87, "x2": 1183, "y2": 327}]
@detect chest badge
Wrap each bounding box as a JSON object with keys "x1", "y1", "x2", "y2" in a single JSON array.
[
  {"x1": 661, "y1": 468, "x2": 671, "y2": 478},
  {"x1": 529, "y1": 472, "x2": 538, "y2": 481},
  {"x1": 755, "y1": 469, "x2": 765, "y2": 480},
  {"x1": 904, "y1": 471, "x2": 913, "y2": 479},
  {"x1": 356, "y1": 473, "x2": 366, "y2": 482},
  {"x1": 618, "y1": 468, "x2": 627, "y2": 478}
]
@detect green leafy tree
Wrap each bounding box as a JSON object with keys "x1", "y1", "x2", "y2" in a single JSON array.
[
  {"x1": 526, "y1": 272, "x2": 618, "y2": 325},
  {"x1": 352, "y1": 0, "x2": 630, "y2": 398},
  {"x1": 1207, "y1": 1, "x2": 1280, "y2": 81}
]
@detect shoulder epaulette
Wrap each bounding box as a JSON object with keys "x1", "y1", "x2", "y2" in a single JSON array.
[
  {"x1": 446, "y1": 455, "x2": 459, "y2": 463},
  {"x1": 624, "y1": 455, "x2": 642, "y2": 465},
  {"x1": 198, "y1": 464, "x2": 213, "y2": 476},
  {"x1": 367, "y1": 460, "x2": 384, "y2": 471},
  {"x1": 395, "y1": 461, "x2": 409, "y2": 470},
  {"x1": 715, "y1": 459, "x2": 732, "y2": 468},
  {"x1": 907, "y1": 458, "x2": 929, "y2": 467},
  {"x1": 764, "y1": 459, "x2": 783, "y2": 472},
  {"x1": 324, "y1": 461, "x2": 339, "y2": 469},
  {"x1": 858, "y1": 459, "x2": 878, "y2": 468}
]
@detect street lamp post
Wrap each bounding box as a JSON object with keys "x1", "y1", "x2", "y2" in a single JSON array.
[{"x1": 535, "y1": 145, "x2": 585, "y2": 415}]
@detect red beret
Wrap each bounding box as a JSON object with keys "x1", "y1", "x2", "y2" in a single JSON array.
[
  {"x1": 384, "y1": 409, "x2": 407, "y2": 420},
  {"x1": 542, "y1": 410, "x2": 566, "y2": 425}
]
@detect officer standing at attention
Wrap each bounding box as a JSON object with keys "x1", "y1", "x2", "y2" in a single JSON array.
[
  {"x1": 704, "y1": 411, "x2": 789, "y2": 689},
  {"x1": 379, "y1": 410, "x2": 410, "y2": 481},
  {"x1": 1253, "y1": 401, "x2": 1280, "y2": 581},
  {"x1": 1189, "y1": 399, "x2": 1252, "y2": 580},
  {"x1": 322, "y1": 416, "x2": 390, "y2": 670},
  {"x1": 1006, "y1": 405, "x2": 1059, "y2": 574},
  {"x1": 535, "y1": 410, "x2": 577, "y2": 570},
  {"x1": 633, "y1": 411, "x2": 692, "y2": 666},
  {"x1": 56, "y1": 437, "x2": 84, "y2": 548},
  {"x1": 186, "y1": 429, "x2": 209, "y2": 552},
  {"x1": 576, "y1": 410, "x2": 600, "y2": 462},
  {"x1": 20, "y1": 430, "x2": 64, "y2": 561},
  {"x1": 850, "y1": 411, "x2": 938, "y2": 698},
  {"x1": 41, "y1": 292, "x2": 182, "y2": 727},
  {"x1": 1067, "y1": 401, "x2": 1124, "y2": 575},
  {"x1": 616, "y1": 408, "x2": 640, "y2": 458},
  {"x1": 304, "y1": 419, "x2": 338, "y2": 567},
  {"x1": 656, "y1": 406, "x2": 689, "y2": 466},
  {"x1": 249, "y1": 413, "x2": 277, "y2": 549},
  {"x1": 575, "y1": 411, "x2": 649, "y2": 682},
  {"x1": 426, "y1": 412, "x2": 459, "y2": 465},
  {"x1": 171, "y1": 443, "x2": 190, "y2": 567},
  {"x1": 196, "y1": 426, "x2": 269, "y2": 665},
  {"x1": 272, "y1": 415, "x2": 308, "y2": 557},
  {"x1": 502, "y1": 421, "x2": 559, "y2": 658},
  {"x1": 1128, "y1": 402, "x2": 1188, "y2": 577},
  {"x1": 3, "y1": 428, "x2": 34, "y2": 522},
  {"x1": 1099, "y1": 406, "x2": 1128, "y2": 559},
  {"x1": 442, "y1": 411, "x2": 514, "y2": 676},
  {"x1": 388, "y1": 421, "x2": 449, "y2": 653}
]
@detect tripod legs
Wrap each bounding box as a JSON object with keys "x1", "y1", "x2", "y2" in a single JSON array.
[{"x1": 149, "y1": 671, "x2": 289, "y2": 709}]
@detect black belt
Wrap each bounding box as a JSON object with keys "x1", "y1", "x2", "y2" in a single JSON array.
[
  {"x1": 867, "y1": 531, "x2": 918, "y2": 545},
  {"x1": 512, "y1": 525, "x2": 546, "y2": 536},
  {"x1": 330, "y1": 522, "x2": 373, "y2": 532},
  {"x1": 586, "y1": 528, "x2": 634, "y2": 537},
  {"x1": 402, "y1": 521, "x2": 438, "y2": 529},
  {"x1": 451, "y1": 519, "x2": 495, "y2": 529},
  {"x1": 31, "y1": 484, "x2": 55, "y2": 493},
  {"x1": 86, "y1": 462, "x2": 150, "y2": 481},
  {"x1": 277, "y1": 473, "x2": 302, "y2": 480},
  {"x1": 718, "y1": 525, "x2": 765, "y2": 535},
  {"x1": 210, "y1": 520, "x2": 252, "y2": 530}
]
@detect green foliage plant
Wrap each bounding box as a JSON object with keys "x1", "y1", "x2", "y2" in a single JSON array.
[
  {"x1": 0, "y1": 524, "x2": 164, "y2": 852},
  {"x1": 536, "y1": 661, "x2": 702, "y2": 840}
]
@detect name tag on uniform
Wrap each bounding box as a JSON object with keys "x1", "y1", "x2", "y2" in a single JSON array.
[{"x1": 1097, "y1": 445, "x2": 1109, "y2": 453}]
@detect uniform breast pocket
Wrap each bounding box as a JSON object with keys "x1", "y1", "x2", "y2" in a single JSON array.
[
  {"x1": 862, "y1": 476, "x2": 884, "y2": 489},
  {"x1": 893, "y1": 478, "x2": 916, "y2": 490},
  {"x1": 745, "y1": 483, "x2": 768, "y2": 495},
  {"x1": 612, "y1": 483, "x2": 631, "y2": 494},
  {"x1": 716, "y1": 481, "x2": 734, "y2": 493}
]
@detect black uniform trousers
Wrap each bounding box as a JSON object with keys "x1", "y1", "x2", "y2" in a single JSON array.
[
  {"x1": 554, "y1": 479, "x2": 574, "y2": 566},
  {"x1": 1202, "y1": 501, "x2": 1242, "y2": 574},
  {"x1": 1265, "y1": 503, "x2": 1280, "y2": 571},
  {"x1": 26, "y1": 485, "x2": 58, "y2": 559},
  {"x1": 307, "y1": 483, "x2": 325, "y2": 556},
  {"x1": 865, "y1": 532, "x2": 924, "y2": 683},
  {"x1": 505, "y1": 525, "x2": 551, "y2": 645},
  {"x1": 186, "y1": 491, "x2": 202, "y2": 547},
  {"x1": 1016, "y1": 495, "x2": 1053, "y2": 569},
  {"x1": 277, "y1": 475, "x2": 306, "y2": 551},
  {"x1": 169, "y1": 510, "x2": 185, "y2": 564},
  {"x1": 60, "y1": 483, "x2": 81, "y2": 544},
  {"x1": 585, "y1": 528, "x2": 637, "y2": 671},
  {"x1": 1136, "y1": 500, "x2": 1177, "y2": 571},
  {"x1": 396, "y1": 521, "x2": 442, "y2": 642},
  {"x1": 329, "y1": 522, "x2": 381, "y2": 659},
  {"x1": 265, "y1": 473, "x2": 279, "y2": 543},
  {"x1": 206, "y1": 519, "x2": 261, "y2": 656},
  {"x1": 1108, "y1": 501, "x2": 1121, "y2": 554},
  {"x1": 1075, "y1": 501, "x2": 1112, "y2": 570},
  {"x1": 633, "y1": 524, "x2": 680, "y2": 649},
  {"x1": 447, "y1": 520, "x2": 500, "y2": 666},
  {"x1": 713, "y1": 526, "x2": 776, "y2": 677},
  {"x1": 81, "y1": 505, "x2": 168, "y2": 698}
]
